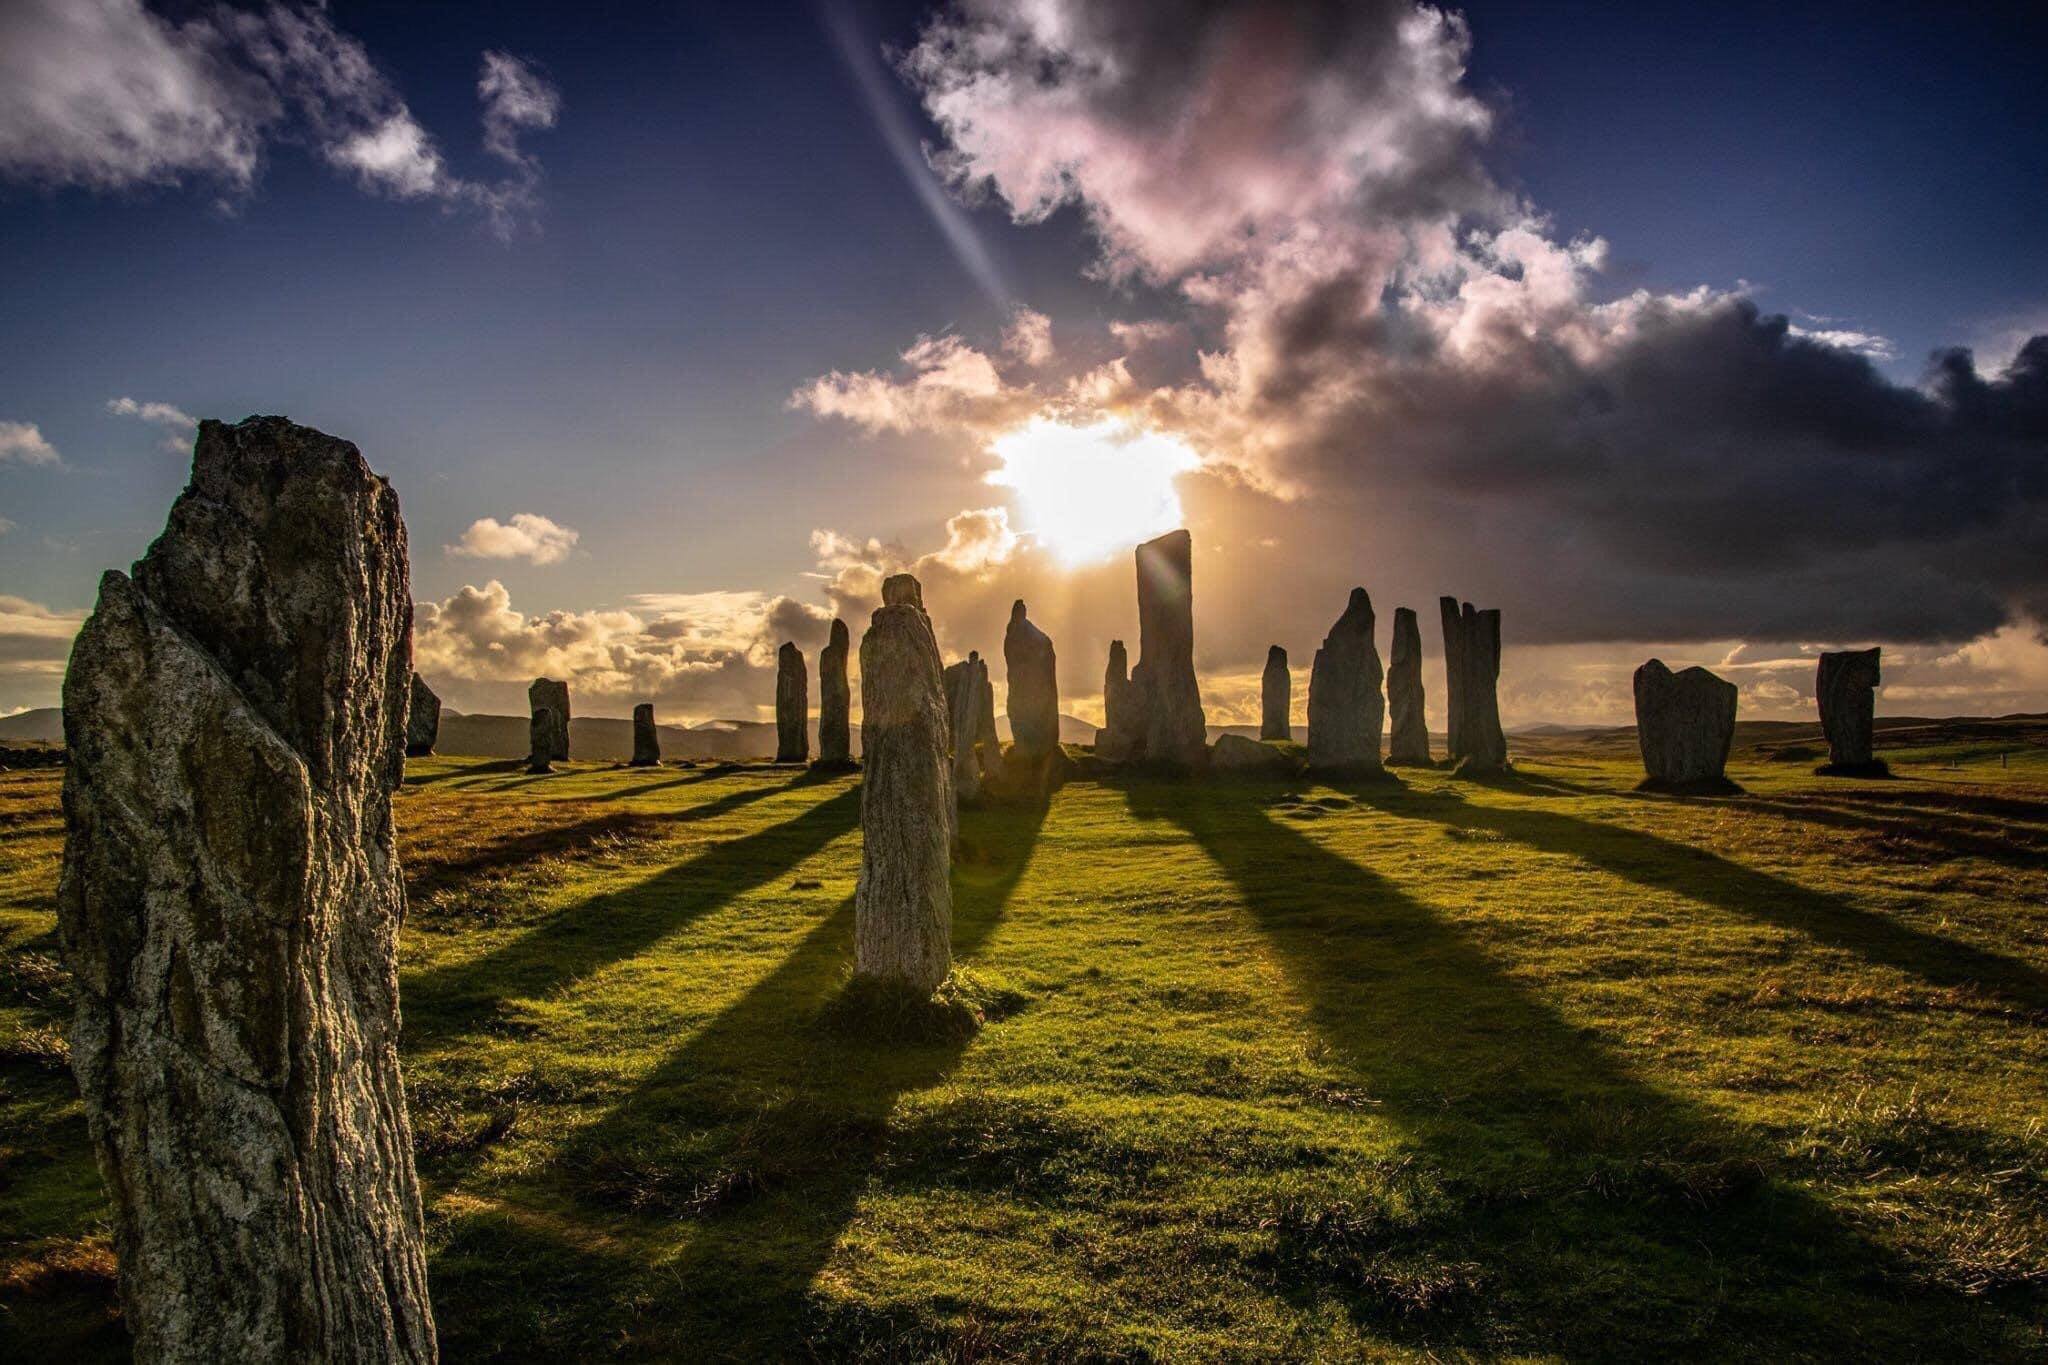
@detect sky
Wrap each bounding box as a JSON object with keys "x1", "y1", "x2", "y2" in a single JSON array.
[{"x1": 2, "y1": 0, "x2": 2046, "y2": 729}]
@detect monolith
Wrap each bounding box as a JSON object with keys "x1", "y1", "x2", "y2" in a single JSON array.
[
  {"x1": 529, "y1": 676, "x2": 571, "y2": 760},
  {"x1": 1633, "y1": 659, "x2": 1738, "y2": 790},
  {"x1": 1440, "y1": 598, "x2": 1508, "y2": 774},
  {"x1": 1003, "y1": 599, "x2": 1059, "y2": 755},
  {"x1": 1096, "y1": 639, "x2": 1140, "y2": 762},
  {"x1": 1306, "y1": 588, "x2": 1384, "y2": 773},
  {"x1": 631, "y1": 702, "x2": 661, "y2": 766},
  {"x1": 856, "y1": 574, "x2": 954, "y2": 991},
  {"x1": 1816, "y1": 647, "x2": 1885, "y2": 774},
  {"x1": 1386, "y1": 608, "x2": 1430, "y2": 765},
  {"x1": 1261, "y1": 645, "x2": 1290, "y2": 741},
  {"x1": 406, "y1": 672, "x2": 440, "y2": 757},
  {"x1": 1133, "y1": 529, "x2": 1207, "y2": 768},
  {"x1": 944, "y1": 651, "x2": 993, "y2": 803},
  {"x1": 776, "y1": 641, "x2": 808, "y2": 763},
  {"x1": 817, "y1": 618, "x2": 853, "y2": 768},
  {"x1": 527, "y1": 706, "x2": 560, "y2": 773},
  {"x1": 56, "y1": 415, "x2": 436, "y2": 1361}
]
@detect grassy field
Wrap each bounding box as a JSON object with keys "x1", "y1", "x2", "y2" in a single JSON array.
[{"x1": 3, "y1": 743, "x2": 2046, "y2": 1359}]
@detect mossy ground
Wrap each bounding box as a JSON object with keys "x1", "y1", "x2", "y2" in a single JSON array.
[{"x1": 3, "y1": 744, "x2": 2045, "y2": 1359}]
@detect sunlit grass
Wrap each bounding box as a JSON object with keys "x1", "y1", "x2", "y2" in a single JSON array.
[{"x1": 2, "y1": 748, "x2": 2044, "y2": 1358}]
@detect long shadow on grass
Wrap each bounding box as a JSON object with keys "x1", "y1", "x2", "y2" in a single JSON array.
[
  {"x1": 1125, "y1": 780, "x2": 2024, "y2": 1356},
  {"x1": 1355, "y1": 783, "x2": 2048, "y2": 1015},
  {"x1": 535, "y1": 802, "x2": 1050, "y2": 1354},
  {"x1": 404, "y1": 785, "x2": 860, "y2": 1042}
]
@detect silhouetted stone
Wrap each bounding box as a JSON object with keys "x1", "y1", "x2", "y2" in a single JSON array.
[
  {"x1": 57, "y1": 415, "x2": 435, "y2": 1361},
  {"x1": 1633, "y1": 659, "x2": 1738, "y2": 791},
  {"x1": 1306, "y1": 588, "x2": 1384, "y2": 774},
  {"x1": 1817, "y1": 647, "x2": 1887, "y2": 775},
  {"x1": 529, "y1": 676, "x2": 570, "y2": 761},
  {"x1": 1096, "y1": 638, "x2": 1140, "y2": 762},
  {"x1": 406, "y1": 672, "x2": 440, "y2": 757},
  {"x1": 631, "y1": 702, "x2": 660, "y2": 766},
  {"x1": 1213, "y1": 733, "x2": 1296, "y2": 776},
  {"x1": 1003, "y1": 599, "x2": 1059, "y2": 756},
  {"x1": 1440, "y1": 598, "x2": 1508, "y2": 775},
  {"x1": 944, "y1": 652, "x2": 993, "y2": 803},
  {"x1": 776, "y1": 641, "x2": 808, "y2": 764},
  {"x1": 527, "y1": 705, "x2": 560, "y2": 773},
  {"x1": 817, "y1": 618, "x2": 853, "y2": 769},
  {"x1": 856, "y1": 573, "x2": 953, "y2": 991},
  {"x1": 1133, "y1": 529, "x2": 1207, "y2": 769},
  {"x1": 1385, "y1": 608, "x2": 1430, "y2": 766},
  {"x1": 1261, "y1": 645, "x2": 1290, "y2": 741}
]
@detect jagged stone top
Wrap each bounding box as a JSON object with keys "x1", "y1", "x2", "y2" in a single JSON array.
[
  {"x1": 1330, "y1": 587, "x2": 1374, "y2": 636},
  {"x1": 883, "y1": 573, "x2": 924, "y2": 608}
]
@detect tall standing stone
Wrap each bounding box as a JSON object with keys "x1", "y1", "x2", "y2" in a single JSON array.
[
  {"x1": 1096, "y1": 639, "x2": 1140, "y2": 762},
  {"x1": 1440, "y1": 598, "x2": 1508, "y2": 774},
  {"x1": 631, "y1": 702, "x2": 661, "y2": 767},
  {"x1": 1003, "y1": 599, "x2": 1060, "y2": 756},
  {"x1": 855, "y1": 574, "x2": 954, "y2": 992},
  {"x1": 817, "y1": 618, "x2": 853, "y2": 768},
  {"x1": 1261, "y1": 645, "x2": 1291, "y2": 741},
  {"x1": 406, "y1": 672, "x2": 440, "y2": 757},
  {"x1": 57, "y1": 416, "x2": 435, "y2": 1361},
  {"x1": 529, "y1": 676, "x2": 570, "y2": 761},
  {"x1": 944, "y1": 651, "x2": 993, "y2": 803},
  {"x1": 1816, "y1": 647, "x2": 1884, "y2": 774},
  {"x1": 527, "y1": 707, "x2": 560, "y2": 774},
  {"x1": 1385, "y1": 608, "x2": 1430, "y2": 765},
  {"x1": 1133, "y1": 528, "x2": 1207, "y2": 768},
  {"x1": 1306, "y1": 588, "x2": 1384, "y2": 774},
  {"x1": 1633, "y1": 659, "x2": 1738, "y2": 790},
  {"x1": 776, "y1": 641, "x2": 808, "y2": 764}
]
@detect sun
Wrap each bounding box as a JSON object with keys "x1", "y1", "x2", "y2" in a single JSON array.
[{"x1": 985, "y1": 416, "x2": 1200, "y2": 564}]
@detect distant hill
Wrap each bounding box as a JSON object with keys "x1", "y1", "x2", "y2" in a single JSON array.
[
  {"x1": 434, "y1": 713, "x2": 863, "y2": 763},
  {"x1": 0, "y1": 708, "x2": 62, "y2": 744}
]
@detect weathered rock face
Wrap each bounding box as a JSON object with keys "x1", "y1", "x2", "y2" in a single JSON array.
[
  {"x1": 1096, "y1": 639, "x2": 1141, "y2": 762},
  {"x1": 1633, "y1": 659, "x2": 1738, "y2": 788},
  {"x1": 1385, "y1": 608, "x2": 1430, "y2": 766},
  {"x1": 406, "y1": 672, "x2": 440, "y2": 757},
  {"x1": 856, "y1": 574, "x2": 954, "y2": 991},
  {"x1": 1212, "y1": 732, "x2": 1296, "y2": 776},
  {"x1": 1261, "y1": 646, "x2": 1291, "y2": 741},
  {"x1": 527, "y1": 705, "x2": 563, "y2": 773},
  {"x1": 776, "y1": 641, "x2": 809, "y2": 764},
  {"x1": 944, "y1": 651, "x2": 993, "y2": 803},
  {"x1": 1003, "y1": 599, "x2": 1060, "y2": 756},
  {"x1": 529, "y1": 676, "x2": 571, "y2": 761},
  {"x1": 1306, "y1": 588, "x2": 1384, "y2": 773},
  {"x1": 1440, "y1": 598, "x2": 1508, "y2": 774},
  {"x1": 1133, "y1": 529, "x2": 1207, "y2": 768},
  {"x1": 1817, "y1": 648, "x2": 1882, "y2": 771},
  {"x1": 57, "y1": 416, "x2": 436, "y2": 1362},
  {"x1": 631, "y1": 702, "x2": 661, "y2": 767},
  {"x1": 817, "y1": 618, "x2": 853, "y2": 767}
]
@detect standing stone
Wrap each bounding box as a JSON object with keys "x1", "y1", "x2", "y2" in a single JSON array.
[
  {"x1": 1306, "y1": 588, "x2": 1385, "y2": 774},
  {"x1": 1132, "y1": 529, "x2": 1207, "y2": 768},
  {"x1": 56, "y1": 416, "x2": 435, "y2": 1361},
  {"x1": 1385, "y1": 608, "x2": 1430, "y2": 765},
  {"x1": 943, "y1": 651, "x2": 994, "y2": 803},
  {"x1": 1633, "y1": 659, "x2": 1738, "y2": 790},
  {"x1": 529, "y1": 676, "x2": 571, "y2": 761},
  {"x1": 631, "y1": 702, "x2": 661, "y2": 767},
  {"x1": 1096, "y1": 639, "x2": 1140, "y2": 762},
  {"x1": 974, "y1": 654, "x2": 1000, "y2": 766},
  {"x1": 855, "y1": 573, "x2": 954, "y2": 992},
  {"x1": 527, "y1": 706, "x2": 560, "y2": 774},
  {"x1": 1260, "y1": 645, "x2": 1291, "y2": 741},
  {"x1": 1003, "y1": 599, "x2": 1060, "y2": 756},
  {"x1": 406, "y1": 672, "x2": 440, "y2": 757},
  {"x1": 1817, "y1": 648, "x2": 1884, "y2": 774},
  {"x1": 817, "y1": 618, "x2": 853, "y2": 768},
  {"x1": 1440, "y1": 598, "x2": 1508, "y2": 774},
  {"x1": 776, "y1": 641, "x2": 808, "y2": 764}
]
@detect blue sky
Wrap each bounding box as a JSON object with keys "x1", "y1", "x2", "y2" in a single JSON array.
[{"x1": 3, "y1": 1, "x2": 2045, "y2": 723}]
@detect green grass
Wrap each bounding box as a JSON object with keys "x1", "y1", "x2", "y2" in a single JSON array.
[{"x1": 3, "y1": 746, "x2": 2045, "y2": 1359}]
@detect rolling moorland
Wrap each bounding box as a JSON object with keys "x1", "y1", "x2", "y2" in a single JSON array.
[{"x1": 2, "y1": 720, "x2": 2044, "y2": 1359}]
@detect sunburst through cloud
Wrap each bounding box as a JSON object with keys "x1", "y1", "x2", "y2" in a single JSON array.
[{"x1": 984, "y1": 416, "x2": 1200, "y2": 565}]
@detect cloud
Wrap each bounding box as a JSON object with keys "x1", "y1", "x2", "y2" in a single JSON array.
[
  {"x1": 1003, "y1": 308, "x2": 1054, "y2": 366},
  {"x1": 447, "y1": 513, "x2": 581, "y2": 566},
  {"x1": 106, "y1": 394, "x2": 197, "y2": 451},
  {"x1": 0, "y1": 1, "x2": 560, "y2": 238},
  {"x1": 1786, "y1": 324, "x2": 1897, "y2": 361},
  {"x1": 0, "y1": 596, "x2": 88, "y2": 710},
  {"x1": 791, "y1": 333, "x2": 1041, "y2": 435},
  {"x1": 0, "y1": 421, "x2": 61, "y2": 466}
]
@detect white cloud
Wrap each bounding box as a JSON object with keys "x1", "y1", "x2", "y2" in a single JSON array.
[
  {"x1": 1003, "y1": 307, "x2": 1054, "y2": 366},
  {"x1": 1786, "y1": 324, "x2": 1897, "y2": 360},
  {"x1": 0, "y1": 596, "x2": 88, "y2": 712},
  {"x1": 106, "y1": 395, "x2": 198, "y2": 452},
  {"x1": 447, "y1": 513, "x2": 581, "y2": 566},
  {"x1": 478, "y1": 50, "x2": 560, "y2": 164},
  {"x1": 0, "y1": 421, "x2": 61, "y2": 466},
  {"x1": 791, "y1": 333, "x2": 1040, "y2": 436}
]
